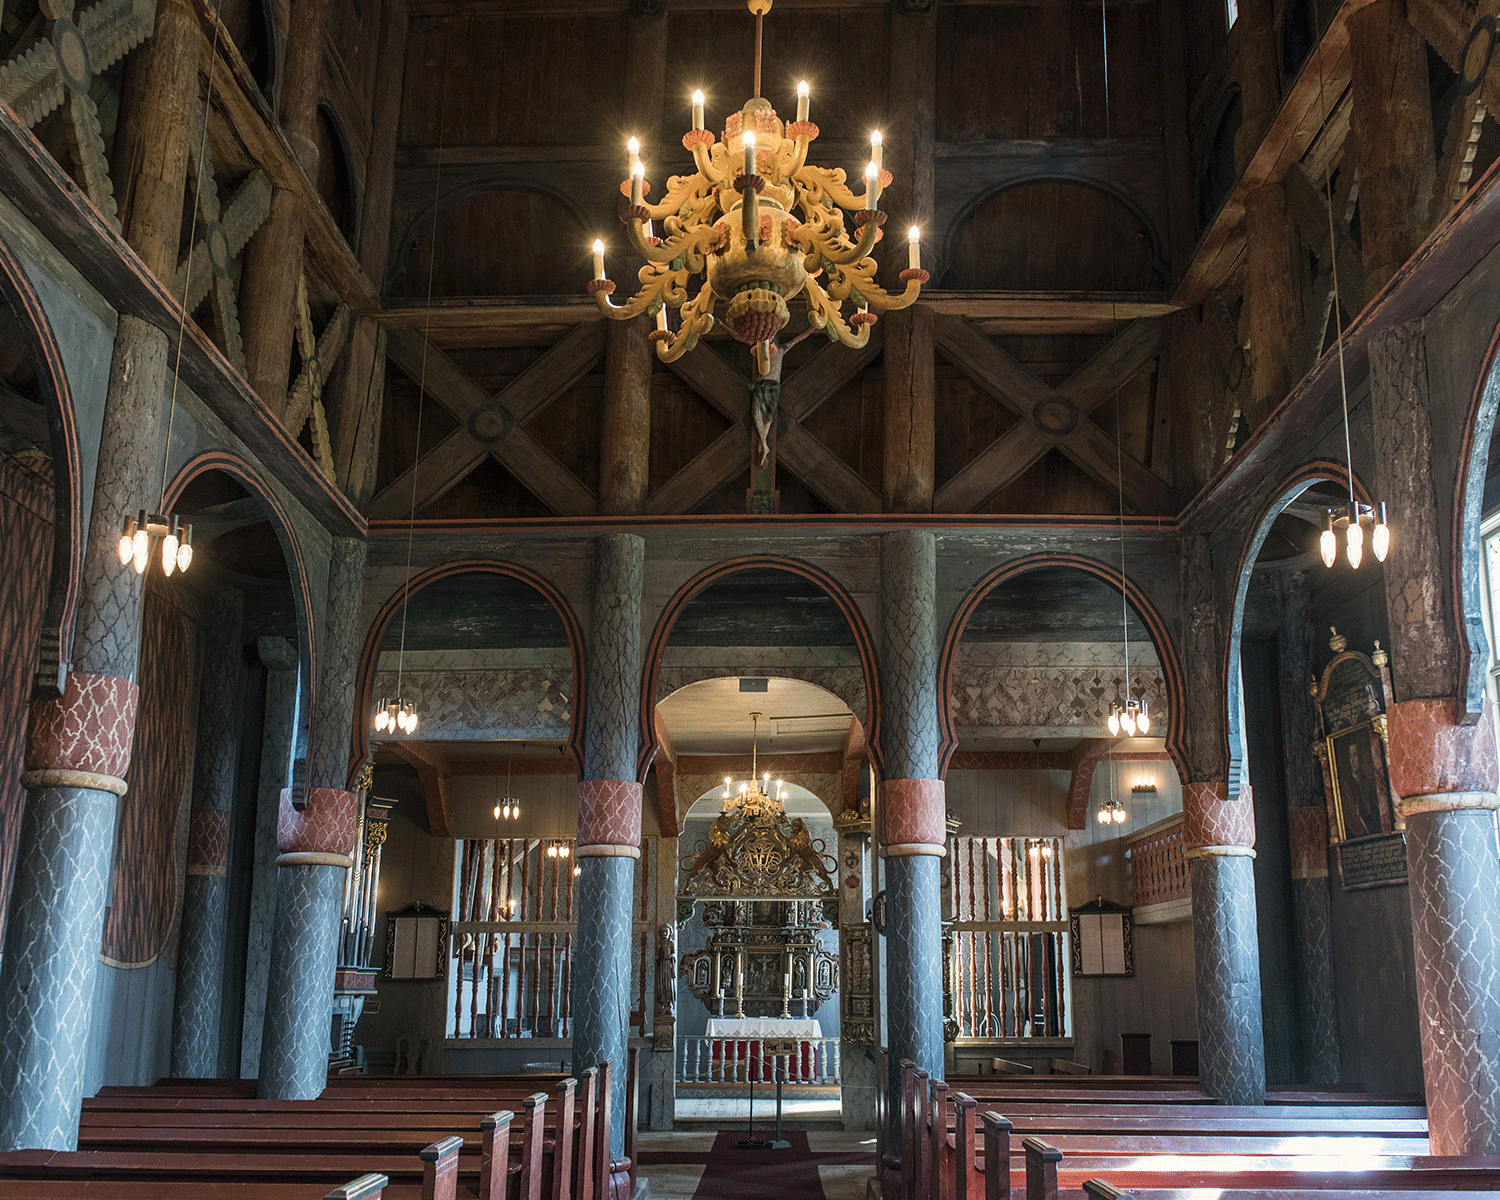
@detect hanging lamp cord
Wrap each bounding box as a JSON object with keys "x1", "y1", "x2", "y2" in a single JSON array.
[{"x1": 394, "y1": 73, "x2": 451, "y2": 700}]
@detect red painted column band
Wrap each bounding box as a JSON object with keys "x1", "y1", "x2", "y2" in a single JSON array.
[
  {"x1": 1183, "y1": 780, "x2": 1256, "y2": 850},
  {"x1": 1386, "y1": 697, "x2": 1499, "y2": 802},
  {"x1": 880, "y1": 778, "x2": 947, "y2": 855},
  {"x1": 277, "y1": 787, "x2": 359, "y2": 860},
  {"x1": 24, "y1": 671, "x2": 138, "y2": 784},
  {"x1": 187, "y1": 809, "x2": 231, "y2": 875},
  {"x1": 576, "y1": 779, "x2": 643, "y2": 856}
]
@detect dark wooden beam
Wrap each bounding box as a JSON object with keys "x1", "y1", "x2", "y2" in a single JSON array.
[
  {"x1": 666, "y1": 343, "x2": 749, "y2": 424},
  {"x1": 778, "y1": 423, "x2": 883, "y2": 513},
  {"x1": 381, "y1": 324, "x2": 604, "y2": 516},
  {"x1": 367, "y1": 431, "x2": 486, "y2": 519},
  {"x1": 0, "y1": 101, "x2": 364, "y2": 535},
  {"x1": 934, "y1": 317, "x2": 1173, "y2": 512},
  {"x1": 645, "y1": 429, "x2": 744, "y2": 515}
]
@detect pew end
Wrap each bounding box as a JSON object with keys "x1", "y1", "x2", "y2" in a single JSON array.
[
  {"x1": 325, "y1": 1174, "x2": 391, "y2": 1200},
  {"x1": 979, "y1": 1112, "x2": 1013, "y2": 1200},
  {"x1": 479, "y1": 1110, "x2": 515, "y2": 1200},
  {"x1": 1082, "y1": 1180, "x2": 1133, "y2": 1200}
]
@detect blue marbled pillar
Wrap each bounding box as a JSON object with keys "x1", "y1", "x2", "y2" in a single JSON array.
[
  {"x1": 0, "y1": 315, "x2": 168, "y2": 1150},
  {"x1": 571, "y1": 533, "x2": 644, "y2": 1160},
  {"x1": 1403, "y1": 801, "x2": 1500, "y2": 1155},
  {"x1": 171, "y1": 589, "x2": 244, "y2": 1077},
  {"x1": 1188, "y1": 849, "x2": 1267, "y2": 1105},
  {"x1": 878, "y1": 530, "x2": 944, "y2": 1142},
  {"x1": 258, "y1": 538, "x2": 367, "y2": 1100},
  {"x1": 259, "y1": 862, "x2": 347, "y2": 1097}
]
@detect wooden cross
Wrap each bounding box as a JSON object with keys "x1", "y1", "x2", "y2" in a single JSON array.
[
  {"x1": 0, "y1": 0, "x2": 155, "y2": 227},
  {"x1": 285, "y1": 274, "x2": 350, "y2": 482},
  {"x1": 175, "y1": 98, "x2": 271, "y2": 372}
]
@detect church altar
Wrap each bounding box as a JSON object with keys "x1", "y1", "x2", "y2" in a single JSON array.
[{"x1": 705, "y1": 1017, "x2": 822, "y2": 1082}]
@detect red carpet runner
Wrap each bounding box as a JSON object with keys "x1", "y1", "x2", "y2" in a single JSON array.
[{"x1": 638, "y1": 1130, "x2": 873, "y2": 1200}]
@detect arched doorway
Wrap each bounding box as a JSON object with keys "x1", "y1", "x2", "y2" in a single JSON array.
[
  {"x1": 1227, "y1": 465, "x2": 1416, "y2": 1093},
  {"x1": 663, "y1": 680, "x2": 848, "y2": 1125},
  {"x1": 940, "y1": 559, "x2": 1188, "y2": 1076}
]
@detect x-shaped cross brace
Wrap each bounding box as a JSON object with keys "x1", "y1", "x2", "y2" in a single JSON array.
[
  {"x1": 1410, "y1": 0, "x2": 1500, "y2": 212},
  {"x1": 932, "y1": 315, "x2": 1177, "y2": 514},
  {"x1": 284, "y1": 273, "x2": 350, "y2": 482},
  {"x1": 0, "y1": 0, "x2": 155, "y2": 227},
  {"x1": 175, "y1": 98, "x2": 271, "y2": 372}
]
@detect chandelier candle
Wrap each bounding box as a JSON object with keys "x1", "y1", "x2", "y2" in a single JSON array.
[
  {"x1": 796, "y1": 80, "x2": 809, "y2": 121},
  {"x1": 692, "y1": 89, "x2": 705, "y2": 131}
]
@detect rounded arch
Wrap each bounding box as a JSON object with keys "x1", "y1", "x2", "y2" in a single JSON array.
[
  {"x1": 1224, "y1": 459, "x2": 1371, "y2": 779},
  {"x1": 386, "y1": 181, "x2": 591, "y2": 297},
  {"x1": 163, "y1": 450, "x2": 319, "y2": 767},
  {"x1": 939, "y1": 552, "x2": 1186, "y2": 779},
  {"x1": 352, "y1": 559, "x2": 587, "y2": 776},
  {"x1": 941, "y1": 176, "x2": 1168, "y2": 292},
  {"x1": 0, "y1": 238, "x2": 83, "y2": 694},
  {"x1": 1198, "y1": 86, "x2": 1243, "y2": 231},
  {"x1": 315, "y1": 101, "x2": 360, "y2": 244},
  {"x1": 1451, "y1": 317, "x2": 1500, "y2": 716},
  {"x1": 641, "y1": 557, "x2": 882, "y2": 779}
]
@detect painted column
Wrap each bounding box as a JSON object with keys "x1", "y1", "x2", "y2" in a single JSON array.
[
  {"x1": 259, "y1": 538, "x2": 366, "y2": 1098},
  {"x1": 878, "y1": 530, "x2": 945, "y2": 1152},
  {"x1": 572, "y1": 533, "x2": 644, "y2": 1164},
  {"x1": 0, "y1": 314, "x2": 171, "y2": 1150},
  {"x1": 171, "y1": 587, "x2": 245, "y2": 1077},
  {"x1": 647, "y1": 836, "x2": 677, "y2": 1132},
  {"x1": 1272, "y1": 572, "x2": 1340, "y2": 1083},
  {"x1": 241, "y1": 635, "x2": 300, "y2": 1078},
  {"x1": 1369, "y1": 322, "x2": 1500, "y2": 1154},
  {"x1": 1181, "y1": 532, "x2": 1266, "y2": 1106}
]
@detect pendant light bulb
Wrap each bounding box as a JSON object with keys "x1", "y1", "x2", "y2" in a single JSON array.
[
  {"x1": 1346, "y1": 515, "x2": 1363, "y2": 569},
  {"x1": 1372, "y1": 502, "x2": 1390, "y2": 562},
  {"x1": 1107, "y1": 708, "x2": 1120, "y2": 736},
  {"x1": 1320, "y1": 513, "x2": 1337, "y2": 569},
  {"x1": 1137, "y1": 699, "x2": 1150, "y2": 734},
  {"x1": 1097, "y1": 805, "x2": 1109, "y2": 824},
  {"x1": 1121, "y1": 708, "x2": 1136, "y2": 736},
  {"x1": 161, "y1": 520, "x2": 179, "y2": 577},
  {"x1": 132, "y1": 525, "x2": 149, "y2": 575},
  {"x1": 177, "y1": 525, "x2": 193, "y2": 573},
  {"x1": 117, "y1": 517, "x2": 135, "y2": 566},
  {"x1": 1114, "y1": 806, "x2": 1128, "y2": 824},
  {"x1": 374, "y1": 698, "x2": 390, "y2": 732},
  {"x1": 513, "y1": 801, "x2": 521, "y2": 819},
  {"x1": 494, "y1": 803, "x2": 501, "y2": 819}
]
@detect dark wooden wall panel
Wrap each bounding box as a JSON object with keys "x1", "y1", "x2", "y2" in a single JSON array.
[
  {"x1": 101, "y1": 588, "x2": 200, "y2": 968},
  {"x1": 400, "y1": 15, "x2": 629, "y2": 147},
  {"x1": 648, "y1": 370, "x2": 735, "y2": 494},
  {"x1": 800, "y1": 369, "x2": 884, "y2": 491},
  {"x1": 944, "y1": 181, "x2": 1160, "y2": 291},
  {"x1": 937, "y1": 2, "x2": 1162, "y2": 142},
  {"x1": 389, "y1": 188, "x2": 586, "y2": 297},
  {"x1": 0, "y1": 457, "x2": 53, "y2": 949}
]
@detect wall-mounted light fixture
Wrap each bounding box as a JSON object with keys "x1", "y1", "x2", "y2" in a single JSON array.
[{"x1": 1130, "y1": 778, "x2": 1157, "y2": 795}]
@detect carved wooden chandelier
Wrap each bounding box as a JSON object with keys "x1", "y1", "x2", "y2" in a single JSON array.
[{"x1": 586, "y1": 0, "x2": 928, "y2": 371}]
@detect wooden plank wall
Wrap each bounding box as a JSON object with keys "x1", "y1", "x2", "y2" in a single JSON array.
[
  {"x1": 0, "y1": 456, "x2": 53, "y2": 949},
  {"x1": 101, "y1": 586, "x2": 201, "y2": 968}
]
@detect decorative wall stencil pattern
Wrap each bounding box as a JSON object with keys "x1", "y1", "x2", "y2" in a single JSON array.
[
  {"x1": 951, "y1": 642, "x2": 1165, "y2": 733},
  {"x1": 657, "y1": 644, "x2": 866, "y2": 722},
  {"x1": 373, "y1": 647, "x2": 573, "y2": 741},
  {"x1": 100, "y1": 590, "x2": 198, "y2": 967},
  {"x1": 0, "y1": 456, "x2": 53, "y2": 944}
]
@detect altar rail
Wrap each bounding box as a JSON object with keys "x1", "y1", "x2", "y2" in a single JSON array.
[
  {"x1": 678, "y1": 1036, "x2": 842, "y2": 1084},
  {"x1": 1126, "y1": 815, "x2": 1189, "y2": 907}
]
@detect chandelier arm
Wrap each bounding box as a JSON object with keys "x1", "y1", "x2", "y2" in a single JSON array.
[
  {"x1": 632, "y1": 173, "x2": 713, "y2": 223},
  {"x1": 688, "y1": 140, "x2": 725, "y2": 184},
  {"x1": 653, "y1": 286, "x2": 716, "y2": 362},
  {"x1": 811, "y1": 220, "x2": 880, "y2": 267},
  {"x1": 802, "y1": 277, "x2": 870, "y2": 349},
  {"x1": 592, "y1": 268, "x2": 682, "y2": 319},
  {"x1": 794, "y1": 165, "x2": 860, "y2": 211},
  {"x1": 776, "y1": 132, "x2": 812, "y2": 178},
  {"x1": 834, "y1": 265, "x2": 924, "y2": 313}
]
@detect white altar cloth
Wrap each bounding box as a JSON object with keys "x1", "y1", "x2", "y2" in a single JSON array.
[{"x1": 706, "y1": 1017, "x2": 822, "y2": 1038}]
